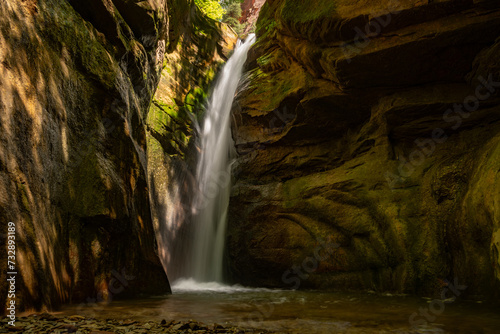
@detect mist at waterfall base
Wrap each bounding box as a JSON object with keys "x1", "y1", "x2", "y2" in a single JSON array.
[{"x1": 161, "y1": 34, "x2": 256, "y2": 291}]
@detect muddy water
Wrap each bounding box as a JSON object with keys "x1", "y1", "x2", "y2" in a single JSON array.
[{"x1": 50, "y1": 281, "x2": 500, "y2": 334}]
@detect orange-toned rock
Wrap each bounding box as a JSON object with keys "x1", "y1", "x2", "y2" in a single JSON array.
[{"x1": 240, "y1": 0, "x2": 266, "y2": 35}]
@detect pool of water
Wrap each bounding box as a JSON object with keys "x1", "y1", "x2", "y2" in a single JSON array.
[{"x1": 48, "y1": 279, "x2": 500, "y2": 333}]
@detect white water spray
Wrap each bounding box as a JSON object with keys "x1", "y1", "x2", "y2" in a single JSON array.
[{"x1": 176, "y1": 34, "x2": 256, "y2": 284}]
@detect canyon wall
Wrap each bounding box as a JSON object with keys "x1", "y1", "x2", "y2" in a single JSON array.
[
  {"x1": 240, "y1": 0, "x2": 266, "y2": 35},
  {"x1": 229, "y1": 0, "x2": 500, "y2": 299},
  {"x1": 0, "y1": 0, "x2": 197, "y2": 312}
]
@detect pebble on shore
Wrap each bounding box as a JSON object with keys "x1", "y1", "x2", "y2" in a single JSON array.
[{"x1": 0, "y1": 314, "x2": 271, "y2": 334}]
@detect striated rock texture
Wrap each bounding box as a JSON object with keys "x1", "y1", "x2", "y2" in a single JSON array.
[
  {"x1": 229, "y1": 0, "x2": 500, "y2": 299},
  {"x1": 0, "y1": 0, "x2": 173, "y2": 312},
  {"x1": 146, "y1": 1, "x2": 237, "y2": 280},
  {"x1": 240, "y1": 0, "x2": 266, "y2": 35}
]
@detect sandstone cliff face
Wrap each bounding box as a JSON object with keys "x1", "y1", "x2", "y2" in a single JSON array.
[
  {"x1": 0, "y1": 0, "x2": 172, "y2": 311},
  {"x1": 229, "y1": 0, "x2": 500, "y2": 299},
  {"x1": 240, "y1": 0, "x2": 266, "y2": 35}
]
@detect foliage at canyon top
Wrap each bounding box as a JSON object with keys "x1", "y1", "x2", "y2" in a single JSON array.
[{"x1": 195, "y1": 0, "x2": 246, "y2": 34}]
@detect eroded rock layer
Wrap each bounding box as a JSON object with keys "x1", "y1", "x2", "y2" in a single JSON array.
[
  {"x1": 240, "y1": 0, "x2": 266, "y2": 35},
  {"x1": 229, "y1": 0, "x2": 500, "y2": 299}
]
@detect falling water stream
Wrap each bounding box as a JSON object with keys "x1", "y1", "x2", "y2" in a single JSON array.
[
  {"x1": 178, "y1": 34, "x2": 256, "y2": 284},
  {"x1": 52, "y1": 35, "x2": 500, "y2": 334}
]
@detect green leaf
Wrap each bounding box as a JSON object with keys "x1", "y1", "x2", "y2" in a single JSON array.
[{"x1": 194, "y1": 0, "x2": 226, "y2": 21}]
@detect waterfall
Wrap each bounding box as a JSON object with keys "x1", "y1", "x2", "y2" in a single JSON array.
[{"x1": 172, "y1": 34, "x2": 256, "y2": 285}]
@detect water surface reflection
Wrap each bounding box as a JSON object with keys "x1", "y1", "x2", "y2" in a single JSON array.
[{"x1": 52, "y1": 281, "x2": 500, "y2": 333}]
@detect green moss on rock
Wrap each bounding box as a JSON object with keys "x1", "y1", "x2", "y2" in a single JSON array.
[{"x1": 280, "y1": 0, "x2": 337, "y2": 23}]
